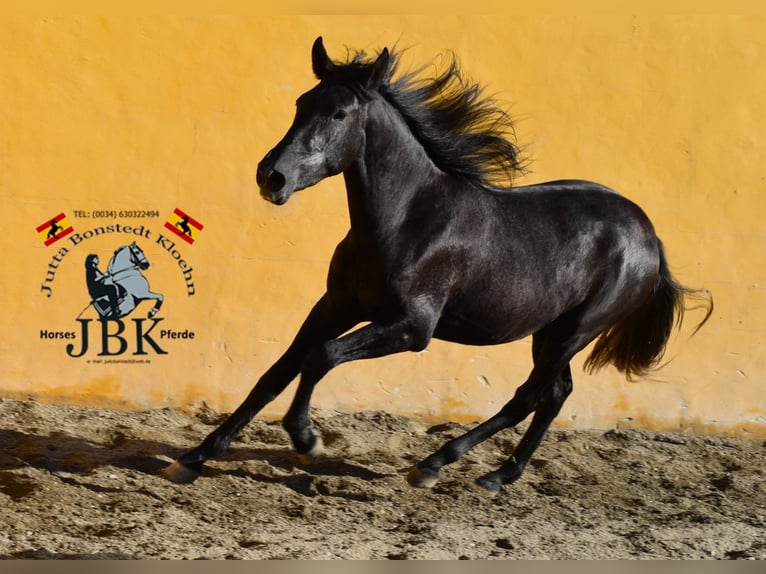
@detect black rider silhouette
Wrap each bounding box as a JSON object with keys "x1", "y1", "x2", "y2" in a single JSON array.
[
  {"x1": 85, "y1": 254, "x2": 120, "y2": 319},
  {"x1": 175, "y1": 215, "x2": 193, "y2": 237},
  {"x1": 47, "y1": 219, "x2": 62, "y2": 240}
]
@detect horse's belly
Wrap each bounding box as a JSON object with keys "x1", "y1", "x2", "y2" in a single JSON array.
[{"x1": 432, "y1": 309, "x2": 540, "y2": 346}]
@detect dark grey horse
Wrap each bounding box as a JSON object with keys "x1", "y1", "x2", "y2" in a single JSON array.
[{"x1": 163, "y1": 37, "x2": 712, "y2": 493}]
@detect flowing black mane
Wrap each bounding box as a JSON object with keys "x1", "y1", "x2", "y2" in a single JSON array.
[{"x1": 326, "y1": 47, "x2": 526, "y2": 190}]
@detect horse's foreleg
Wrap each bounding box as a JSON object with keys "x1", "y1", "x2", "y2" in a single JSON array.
[
  {"x1": 281, "y1": 318, "x2": 432, "y2": 462},
  {"x1": 161, "y1": 294, "x2": 351, "y2": 483}
]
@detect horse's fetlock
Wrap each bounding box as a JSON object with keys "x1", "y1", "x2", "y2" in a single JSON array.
[
  {"x1": 296, "y1": 434, "x2": 324, "y2": 464},
  {"x1": 438, "y1": 444, "x2": 463, "y2": 465},
  {"x1": 284, "y1": 417, "x2": 317, "y2": 453},
  {"x1": 200, "y1": 433, "x2": 230, "y2": 458},
  {"x1": 283, "y1": 411, "x2": 310, "y2": 431}
]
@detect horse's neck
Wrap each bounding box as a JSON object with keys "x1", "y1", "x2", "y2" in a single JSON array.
[{"x1": 344, "y1": 101, "x2": 437, "y2": 237}]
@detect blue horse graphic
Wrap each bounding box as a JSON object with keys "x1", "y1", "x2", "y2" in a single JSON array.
[{"x1": 86, "y1": 242, "x2": 163, "y2": 319}]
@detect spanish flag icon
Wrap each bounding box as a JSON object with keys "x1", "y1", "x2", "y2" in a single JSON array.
[
  {"x1": 36, "y1": 213, "x2": 74, "y2": 246},
  {"x1": 164, "y1": 208, "x2": 204, "y2": 245}
]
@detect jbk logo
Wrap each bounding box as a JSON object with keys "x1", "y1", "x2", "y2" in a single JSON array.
[
  {"x1": 38, "y1": 238, "x2": 197, "y2": 359},
  {"x1": 65, "y1": 317, "x2": 169, "y2": 357},
  {"x1": 37, "y1": 208, "x2": 203, "y2": 361}
]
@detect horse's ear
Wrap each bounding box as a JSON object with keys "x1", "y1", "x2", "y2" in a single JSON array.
[
  {"x1": 312, "y1": 36, "x2": 334, "y2": 80},
  {"x1": 366, "y1": 47, "x2": 390, "y2": 90}
]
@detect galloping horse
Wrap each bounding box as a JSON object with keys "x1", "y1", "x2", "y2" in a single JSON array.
[
  {"x1": 93, "y1": 242, "x2": 163, "y2": 319},
  {"x1": 164, "y1": 38, "x2": 712, "y2": 492}
]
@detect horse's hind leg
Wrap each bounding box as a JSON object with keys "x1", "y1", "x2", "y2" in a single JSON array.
[
  {"x1": 162, "y1": 294, "x2": 352, "y2": 483},
  {"x1": 408, "y1": 329, "x2": 577, "y2": 491},
  {"x1": 475, "y1": 365, "x2": 572, "y2": 491},
  {"x1": 407, "y1": 361, "x2": 567, "y2": 490}
]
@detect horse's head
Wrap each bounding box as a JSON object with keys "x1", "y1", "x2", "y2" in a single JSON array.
[
  {"x1": 256, "y1": 37, "x2": 390, "y2": 206},
  {"x1": 128, "y1": 241, "x2": 150, "y2": 270}
]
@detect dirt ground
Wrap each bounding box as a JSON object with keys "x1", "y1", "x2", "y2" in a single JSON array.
[{"x1": 0, "y1": 397, "x2": 764, "y2": 560}]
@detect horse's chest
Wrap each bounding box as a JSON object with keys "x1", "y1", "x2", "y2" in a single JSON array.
[{"x1": 328, "y1": 242, "x2": 412, "y2": 316}]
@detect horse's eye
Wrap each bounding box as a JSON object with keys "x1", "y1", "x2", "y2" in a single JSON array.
[{"x1": 333, "y1": 110, "x2": 348, "y2": 121}]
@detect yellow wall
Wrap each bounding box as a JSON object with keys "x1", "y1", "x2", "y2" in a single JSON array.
[{"x1": 1, "y1": 15, "x2": 764, "y2": 437}]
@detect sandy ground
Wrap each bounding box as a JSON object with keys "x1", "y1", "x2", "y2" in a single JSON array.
[{"x1": 0, "y1": 397, "x2": 764, "y2": 560}]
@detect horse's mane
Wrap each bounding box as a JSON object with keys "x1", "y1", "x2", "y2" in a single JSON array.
[{"x1": 332, "y1": 46, "x2": 527, "y2": 190}]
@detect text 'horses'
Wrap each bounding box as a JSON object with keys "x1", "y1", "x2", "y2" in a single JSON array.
[{"x1": 164, "y1": 37, "x2": 712, "y2": 492}]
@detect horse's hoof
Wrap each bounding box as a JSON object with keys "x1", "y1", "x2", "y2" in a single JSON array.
[
  {"x1": 406, "y1": 465, "x2": 440, "y2": 488},
  {"x1": 475, "y1": 473, "x2": 503, "y2": 493},
  {"x1": 296, "y1": 435, "x2": 324, "y2": 465},
  {"x1": 161, "y1": 460, "x2": 201, "y2": 484}
]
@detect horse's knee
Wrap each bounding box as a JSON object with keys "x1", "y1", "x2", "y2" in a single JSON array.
[
  {"x1": 507, "y1": 366, "x2": 573, "y2": 415},
  {"x1": 406, "y1": 329, "x2": 432, "y2": 352},
  {"x1": 501, "y1": 385, "x2": 538, "y2": 416},
  {"x1": 546, "y1": 370, "x2": 573, "y2": 408},
  {"x1": 402, "y1": 316, "x2": 436, "y2": 352}
]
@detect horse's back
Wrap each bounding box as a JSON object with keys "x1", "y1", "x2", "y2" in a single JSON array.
[
  {"x1": 504, "y1": 178, "x2": 647, "y2": 214},
  {"x1": 490, "y1": 179, "x2": 658, "y2": 247},
  {"x1": 433, "y1": 179, "x2": 661, "y2": 345}
]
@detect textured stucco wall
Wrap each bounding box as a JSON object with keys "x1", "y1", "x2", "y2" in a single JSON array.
[{"x1": 1, "y1": 15, "x2": 763, "y2": 437}]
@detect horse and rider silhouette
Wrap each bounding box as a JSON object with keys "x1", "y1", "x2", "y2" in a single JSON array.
[{"x1": 84, "y1": 243, "x2": 163, "y2": 320}]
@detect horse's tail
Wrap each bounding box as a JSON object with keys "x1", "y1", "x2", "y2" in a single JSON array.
[{"x1": 583, "y1": 239, "x2": 714, "y2": 380}]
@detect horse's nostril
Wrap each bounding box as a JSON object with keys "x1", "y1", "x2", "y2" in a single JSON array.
[
  {"x1": 257, "y1": 166, "x2": 286, "y2": 193},
  {"x1": 268, "y1": 170, "x2": 286, "y2": 192}
]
